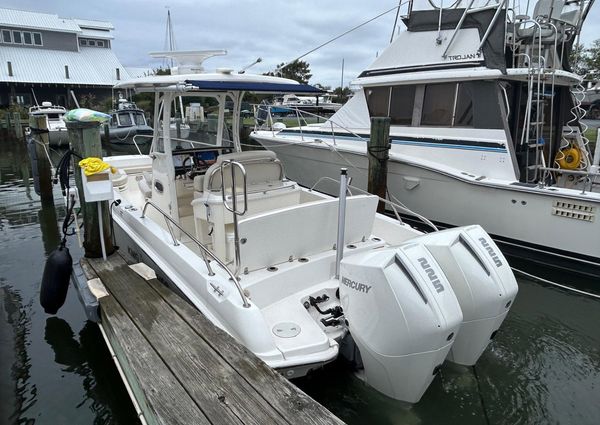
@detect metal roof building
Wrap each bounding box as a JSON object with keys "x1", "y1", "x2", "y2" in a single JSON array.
[{"x1": 0, "y1": 7, "x2": 131, "y2": 108}]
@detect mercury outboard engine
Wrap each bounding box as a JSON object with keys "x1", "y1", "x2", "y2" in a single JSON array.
[
  {"x1": 415, "y1": 225, "x2": 519, "y2": 366},
  {"x1": 340, "y1": 242, "x2": 462, "y2": 403}
]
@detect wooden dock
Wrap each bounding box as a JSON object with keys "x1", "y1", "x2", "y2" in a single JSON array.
[{"x1": 79, "y1": 252, "x2": 344, "y2": 425}]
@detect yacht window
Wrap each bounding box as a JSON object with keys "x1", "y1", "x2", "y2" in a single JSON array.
[
  {"x1": 365, "y1": 87, "x2": 390, "y2": 117},
  {"x1": 80, "y1": 39, "x2": 88, "y2": 46},
  {"x1": 390, "y1": 85, "x2": 416, "y2": 126},
  {"x1": 110, "y1": 114, "x2": 117, "y2": 126},
  {"x1": 454, "y1": 83, "x2": 474, "y2": 127},
  {"x1": 33, "y1": 33, "x2": 42, "y2": 45},
  {"x1": 23, "y1": 32, "x2": 32, "y2": 45},
  {"x1": 2, "y1": 29, "x2": 11, "y2": 43},
  {"x1": 89, "y1": 40, "x2": 96, "y2": 46},
  {"x1": 118, "y1": 113, "x2": 133, "y2": 126},
  {"x1": 12, "y1": 31, "x2": 22, "y2": 44},
  {"x1": 134, "y1": 113, "x2": 146, "y2": 126},
  {"x1": 97, "y1": 40, "x2": 105, "y2": 47},
  {"x1": 47, "y1": 113, "x2": 62, "y2": 120},
  {"x1": 421, "y1": 83, "x2": 455, "y2": 126}
]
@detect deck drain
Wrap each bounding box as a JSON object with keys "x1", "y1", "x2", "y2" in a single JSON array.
[{"x1": 272, "y1": 322, "x2": 301, "y2": 338}]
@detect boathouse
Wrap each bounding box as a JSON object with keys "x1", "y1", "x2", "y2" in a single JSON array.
[{"x1": 0, "y1": 7, "x2": 131, "y2": 109}]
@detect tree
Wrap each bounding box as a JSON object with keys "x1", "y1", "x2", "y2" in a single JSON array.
[
  {"x1": 264, "y1": 60, "x2": 312, "y2": 84},
  {"x1": 569, "y1": 42, "x2": 589, "y2": 76},
  {"x1": 583, "y1": 39, "x2": 600, "y2": 81},
  {"x1": 332, "y1": 86, "x2": 353, "y2": 103},
  {"x1": 568, "y1": 39, "x2": 600, "y2": 81}
]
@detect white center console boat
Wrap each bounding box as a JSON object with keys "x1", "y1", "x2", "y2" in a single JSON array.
[{"x1": 104, "y1": 51, "x2": 518, "y2": 403}]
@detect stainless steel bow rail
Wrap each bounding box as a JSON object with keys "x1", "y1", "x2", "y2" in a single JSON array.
[{"x1": 140, "y1": 200, "x2": 251, "y2": 308}]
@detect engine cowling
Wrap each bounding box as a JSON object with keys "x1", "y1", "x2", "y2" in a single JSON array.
[
  {"x1": 415, "y1": 225, "x2": 519, "y2": 365},
  {"x1": 340, "y1": 242, "x2": 462, "y2": 403}
]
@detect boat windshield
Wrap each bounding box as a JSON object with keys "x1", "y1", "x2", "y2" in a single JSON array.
[
  {"x1": 47, "y1": 113, "x2": 63, "y2": 120},
  {"x1": 133, "y1": 112, "x2": 146, "y2": 126},
  {"x1": 118, "y1": 112, "x2": 133, "y2": 126}
]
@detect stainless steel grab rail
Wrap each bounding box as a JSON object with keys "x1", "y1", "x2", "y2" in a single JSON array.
[
  {"x1": 219, "y1": 160, "x2": 248, "y2": 279},
  {"x1": 140, "y1": 200, "x2": 251, "y2": 308}
]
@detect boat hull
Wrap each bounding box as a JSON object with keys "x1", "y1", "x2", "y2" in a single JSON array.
[
  {"x1": 47, "y1": 128, "x2": 69, "y2": 147},
  {"x1": 108, "y1": 126, "x2": 153, "y2": 145},
  {"x1": 111, "y1": 210, "x2": 338, "y2": 377},
  {"x1": 252, "y1": 134, "x2": 600, "y2": 279}
]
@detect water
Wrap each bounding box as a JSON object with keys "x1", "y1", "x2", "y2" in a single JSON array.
[{"x1": 1, "y1": 136, "x2": 599, "y2": 425}]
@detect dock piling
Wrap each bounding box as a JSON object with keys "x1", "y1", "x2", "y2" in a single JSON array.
[
  {"x1": 66, "y1": 121, "x2": 115, "y2": 258},
  {"x1": 13, "y1": 112, "x2": 23, "y2": 138},
  {"x1": 30, "y1": 115, "x2": 54, "y2": 202},
  {"x1": 367, "y1": 117, "x2": 391, "y2": 213}
]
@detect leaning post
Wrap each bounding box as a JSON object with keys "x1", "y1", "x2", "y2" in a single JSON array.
[
  {"x1": 368, "y1": 116, "x2": 391, "y2": 213},
  {"x1": 66, "y1": 120, "x2": 115, "y2": 258}
]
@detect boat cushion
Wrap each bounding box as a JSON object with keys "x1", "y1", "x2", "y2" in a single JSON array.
[{"x1": 202, "y1": 151, "x2": 282, "y2": 192}]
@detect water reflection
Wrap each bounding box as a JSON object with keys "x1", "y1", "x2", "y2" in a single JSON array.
[
  {"x1": 0, "y1": 285, "x2": 36, "y2": 425},
  {"x1": 44, "y1": 318, "x2": 140, "y2": 425}
]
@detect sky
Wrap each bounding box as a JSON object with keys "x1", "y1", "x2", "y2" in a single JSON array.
[{"x1": 4, "y1": 0, "x2": 600, "y2": 88}]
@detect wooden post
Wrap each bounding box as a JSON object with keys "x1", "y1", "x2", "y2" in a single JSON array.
[
  {"x1": 13, "y1": 112, "x2": 23, "y2": 138},
  {"x1": 31, "y1": 115, "x2": 54, "y2": 202},
  {"x1": 103, "y1": 123, "x2": 113, "y2": 156},
  {"x1": 66, "y1": 121, "x2": 115, "y2": 258},
  {"x1": 368, "y1": 117, "x2": 391, "y2": 213}
]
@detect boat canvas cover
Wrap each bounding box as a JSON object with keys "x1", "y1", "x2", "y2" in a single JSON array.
[
  {"x1": 185, "y1": 80, "x2": 323, "y2": 93},
  {"x1": 399, "y1": 8, "x2": 507, "y2": 73}
]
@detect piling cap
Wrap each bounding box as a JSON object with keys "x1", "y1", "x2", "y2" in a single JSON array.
[{"x1": 340, "y1": 168, "x2": 348, "y2": 175}]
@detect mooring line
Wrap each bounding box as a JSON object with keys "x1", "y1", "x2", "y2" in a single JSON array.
[{"x1": 511, "y1": 267, "x2": 600, "y2": 299}]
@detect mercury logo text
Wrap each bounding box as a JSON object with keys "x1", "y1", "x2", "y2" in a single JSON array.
[
  {"x1": 341, "y1": 277, "x2": 372, "y2": 294},
  {"x1": 417, "y1": 257, "x2": 444, "y2": 293},
  {"x1": 478, "y1": 237, "x2": 503, "y2": 267}
]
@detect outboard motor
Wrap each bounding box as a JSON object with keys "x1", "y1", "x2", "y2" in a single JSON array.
[
  {"x1": 340, "y1": 242, "x2": 462, "y2": 403},
  {"x1": 415, "y1": 225, "x2": 519, "y2": 366}
]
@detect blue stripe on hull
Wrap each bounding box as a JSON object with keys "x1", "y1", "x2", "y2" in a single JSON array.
[{"x1": 276, "y1": 130, "x2": 507, "y2": 153}]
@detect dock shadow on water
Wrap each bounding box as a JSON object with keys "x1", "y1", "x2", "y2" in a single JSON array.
[{"x1": 1, "y1": 134, "x2": 599, "y2": 424}]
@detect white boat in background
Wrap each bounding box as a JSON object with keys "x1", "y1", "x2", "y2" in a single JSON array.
[
  {"x1": 100, "y1": 50, "x2": 518, "y2": 404},
  {"x1": 251, "y1": 0, "x2": 600, "y2": 278},
  {"x1": 269, "y1": 93, "x2": 342, "y2": 115},
  {"x1": 108, "y1": 95, "x2": 153, "y2": 145},
  {"x1": 28, "y1": 102, "x2": 68, "y2": 146}
]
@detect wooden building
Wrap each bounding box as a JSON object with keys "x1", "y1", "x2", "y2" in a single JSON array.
[{"x1": 0, "y1": 7, "x2": 131, "y2": 109}]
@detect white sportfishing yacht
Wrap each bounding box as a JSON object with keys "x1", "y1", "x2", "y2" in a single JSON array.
[
  {"x1": 251, "y1": 0, "x2": 600, "y2": 278},
  {"x1": 103, "y1": 50, "x2": 518, "y2": 403},
  {"x1": 28, "y1": 102, "x2": 68, "y2": 146}
]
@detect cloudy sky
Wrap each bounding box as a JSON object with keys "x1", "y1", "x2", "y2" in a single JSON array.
[{"x1": 4, "y1": 0, "x2": 600, "y2": 87}]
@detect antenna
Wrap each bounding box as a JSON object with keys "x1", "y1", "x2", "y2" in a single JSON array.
[
  {"x1": 238, "y1": 57, "x2": 262, "y2": 74},
  {"x1": 163, "y1": 6, "x2": 177, "y2": 69},
  {"x1": 31, "y1": 88, "x2": 39, "y2": 107}
]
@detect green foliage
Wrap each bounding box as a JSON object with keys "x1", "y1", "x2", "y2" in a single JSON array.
[
  {"x1": 332, "y1": 86, "x2": 353, "y2": 103},
  {"x1": 570, "y1": 39, "x2": 600, "y2": 80},
  {"x1": 264, "y1": 60, "x2": 312, "y2": 84}
]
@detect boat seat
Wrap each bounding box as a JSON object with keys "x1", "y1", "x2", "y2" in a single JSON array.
[{"x1": 515, "y1": 0, "x2": 566, "y2": 41}]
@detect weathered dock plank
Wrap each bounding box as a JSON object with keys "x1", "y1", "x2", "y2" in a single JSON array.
[{"x1": 81, "y1": 253, "x2": 344, "y2": 425}]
